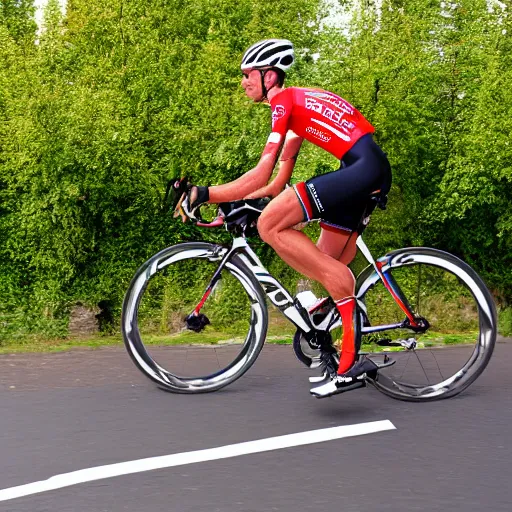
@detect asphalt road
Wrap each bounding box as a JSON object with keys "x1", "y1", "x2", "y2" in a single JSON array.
[{"x1": 1, "y1": 337, "x2": 511, "y2": 512}]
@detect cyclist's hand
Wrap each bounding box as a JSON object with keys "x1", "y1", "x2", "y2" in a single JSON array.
[
  {"x1": 166, "y1": 178, "x2": 189, "y2": 221},
  {"x1": 174, "y1": 185, "x2": 210, "y2": 222},
  {"x1": 173, "y1": 194, "x2": 188, "y2": 222}
]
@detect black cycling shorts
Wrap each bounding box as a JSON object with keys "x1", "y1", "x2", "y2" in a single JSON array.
[{"x1": 293, "y1": 134, "x2": 391, "y2": 233}]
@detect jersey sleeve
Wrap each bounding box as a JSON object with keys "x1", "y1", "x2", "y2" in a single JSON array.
[{"x1": 270, "y1": 88, "x2": 294, "y2": 141}]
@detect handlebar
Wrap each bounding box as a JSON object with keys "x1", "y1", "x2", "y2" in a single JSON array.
[
  {"x1": 191, "y1": 198, "x2": 271, "y2": 236},
  {"x1": 196, "y1": 216, "x2": 225, "y2": 228}
]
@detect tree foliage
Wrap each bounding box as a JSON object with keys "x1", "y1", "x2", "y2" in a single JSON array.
[
  {"x1": 0, "y1": 0, "x2": 510, "y2": 339},
  {"x1": 0, "y1": 0, "x2": 325, "y2": 336},
  {"x1": 309, "y1": 0, "x2": 512, "y2": 299}
]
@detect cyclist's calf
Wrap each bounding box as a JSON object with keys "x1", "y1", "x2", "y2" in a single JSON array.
[{"x1": 256, "y1": 192, "x2": 355, "y2": 300}]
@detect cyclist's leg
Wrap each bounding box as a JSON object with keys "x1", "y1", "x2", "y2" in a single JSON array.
[
  {"x1": 315, "y1": 228, "x2": 359, "y2": 373},
  {"x1": 305, "y1": 137, "x2": 391, "y2": 396},
  {"x1": 309, "y1": 183, "x2": 387, "y2": 373},
  {"x1": 317, "y1": 227, "x2": 358, "y2": 265},
  {"x1": 315, "y1": 231, "x2": 363, "y2": 376},
  {"x1": 258, "y1": 191, "x2": 361, "y2": 381},
  {"x1": 257, "y1": 188, "x2": 356, "y2": 300}
]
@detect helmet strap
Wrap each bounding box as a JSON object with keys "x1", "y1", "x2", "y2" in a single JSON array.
[{"x1": 259, "y1": 70, "x2": 268, "y2": 101}]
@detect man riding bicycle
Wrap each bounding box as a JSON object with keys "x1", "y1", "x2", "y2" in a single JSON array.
[{"x1": 176, "y1": 38, "x2": 392, "y2": 398}]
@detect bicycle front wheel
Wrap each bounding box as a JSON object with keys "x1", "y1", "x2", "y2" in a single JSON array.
[
  {"x1": 356, "y1": 247, "x2": 497, "y2": 401},
  {"x1": 122, "y1": 242, "x2": 268, "y2": 393}
]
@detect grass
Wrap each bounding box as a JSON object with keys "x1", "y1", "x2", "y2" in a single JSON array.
[
  {"x1": 0, "y1": 333, "x2": 296, "y2": 354},
  {"x1": 0, "y1": 298, "x2": 484, "y2": 355},
  {"x1": 0, "y1": 335, "x2": 122, "y2": 354},
  {"x1": 0, "y1": 321, "x2": 480, "y2": 356}
]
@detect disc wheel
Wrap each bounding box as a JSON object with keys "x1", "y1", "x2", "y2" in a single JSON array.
[
  {"x1": 122, "y1": 242, "x2": 268, "y2": 393},
  {"x1": 356, "y1": 247, "x2": 497, "y2": 401}
]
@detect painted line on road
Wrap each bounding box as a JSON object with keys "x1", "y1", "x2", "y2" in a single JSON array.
[{"x1": 0, "y1": 419, "x2": 395, "y2": 502}]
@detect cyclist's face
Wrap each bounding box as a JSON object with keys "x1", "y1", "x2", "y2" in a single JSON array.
[{"x1": 241, "y1": 69, "x2": 264, "y2": 102}]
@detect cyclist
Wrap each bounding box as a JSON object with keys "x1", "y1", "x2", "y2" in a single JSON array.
[{"x1": 176, "y1": 38, "x2": 392, "y2": 398}]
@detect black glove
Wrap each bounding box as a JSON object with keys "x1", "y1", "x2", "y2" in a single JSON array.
[
  {"x1": 166, "y1": 177, "x2": 190, "y2": 213},
  {"x1": 181, "y1": 185, "x2": 209, "y2": 221},
  {"x1": 166, "y1": 178, "x2": 209, "y2": 221}
]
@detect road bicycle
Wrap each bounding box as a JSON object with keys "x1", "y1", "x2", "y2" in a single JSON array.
[{"x1": 121, "y1": 198, "x2": 497, "y2": 401}]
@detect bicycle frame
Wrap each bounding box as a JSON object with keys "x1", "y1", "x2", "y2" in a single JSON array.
[
  {"x1": 122, "y1": 206, "x2": 496, "y2": 398},
  {"x1": 192, "y1": 235, "x2": 423, "y2": 336}
]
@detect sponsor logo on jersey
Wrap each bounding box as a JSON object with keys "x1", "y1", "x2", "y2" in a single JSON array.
[
  {"x1": 305, "y1": 97, "x2": 356, "y2": 138},
  {"x1": 272, "y1": 105, "x2": 286, "y2": 126},
  {"x1": 305, "y1": 92, "x2": 355, "y2": 114},
  {"x1": 306, "y1": 126, "x2": 331, "y2": 143}
]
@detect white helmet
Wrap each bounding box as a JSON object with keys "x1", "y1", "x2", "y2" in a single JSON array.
[{"x1": 241, "y1": 39, "x2": 295, "y2": 72}]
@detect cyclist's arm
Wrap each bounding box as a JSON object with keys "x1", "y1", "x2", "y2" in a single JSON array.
[
  {"x1": 245, "y1": 132, "x2": 304, "y2": 199},
  {"x1": 208, "y1": 135, "x2": 283, "y2": 203}
]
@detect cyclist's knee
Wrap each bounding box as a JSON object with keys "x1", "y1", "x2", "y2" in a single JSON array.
[
  {"x1": 257, "y1": 208, "x2": 288, "y2": 244},
  {"x1": 257, "y1": 213, "x2": 274, "y2": 244},
  {"x1": 257, "y1": 190, "x2": 304, "y2": 244}
]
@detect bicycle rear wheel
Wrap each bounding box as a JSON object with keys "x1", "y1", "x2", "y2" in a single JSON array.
[
  {"x1": 356, "y1": 247, "x2": 497, "y2": 401},
  {"x1": 122, "y1": 242, "x2": 268, "y2": 393}
]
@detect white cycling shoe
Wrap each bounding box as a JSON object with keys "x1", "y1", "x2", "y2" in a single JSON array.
[
  {"x1": 308, "y1": 372, "x2": 328, "y2": 384},
  {"x1": 310, "y1": 373, "x2": 367, "y2": 398},
  {"x1": 309, "y1": 357, "x2": 380, "y2": 399},
  {"x1": 308, "y1": 349, "x2": 338, "y2": 384}
]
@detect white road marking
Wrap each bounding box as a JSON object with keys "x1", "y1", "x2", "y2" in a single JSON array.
[{"x1": 0, "y1": 420, "x2": 395, "y2": 502}]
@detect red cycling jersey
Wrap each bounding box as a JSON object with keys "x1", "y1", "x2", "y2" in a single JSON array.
[{"x1": 269, "y1": 87, "x2": 375, "y2": 160}]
